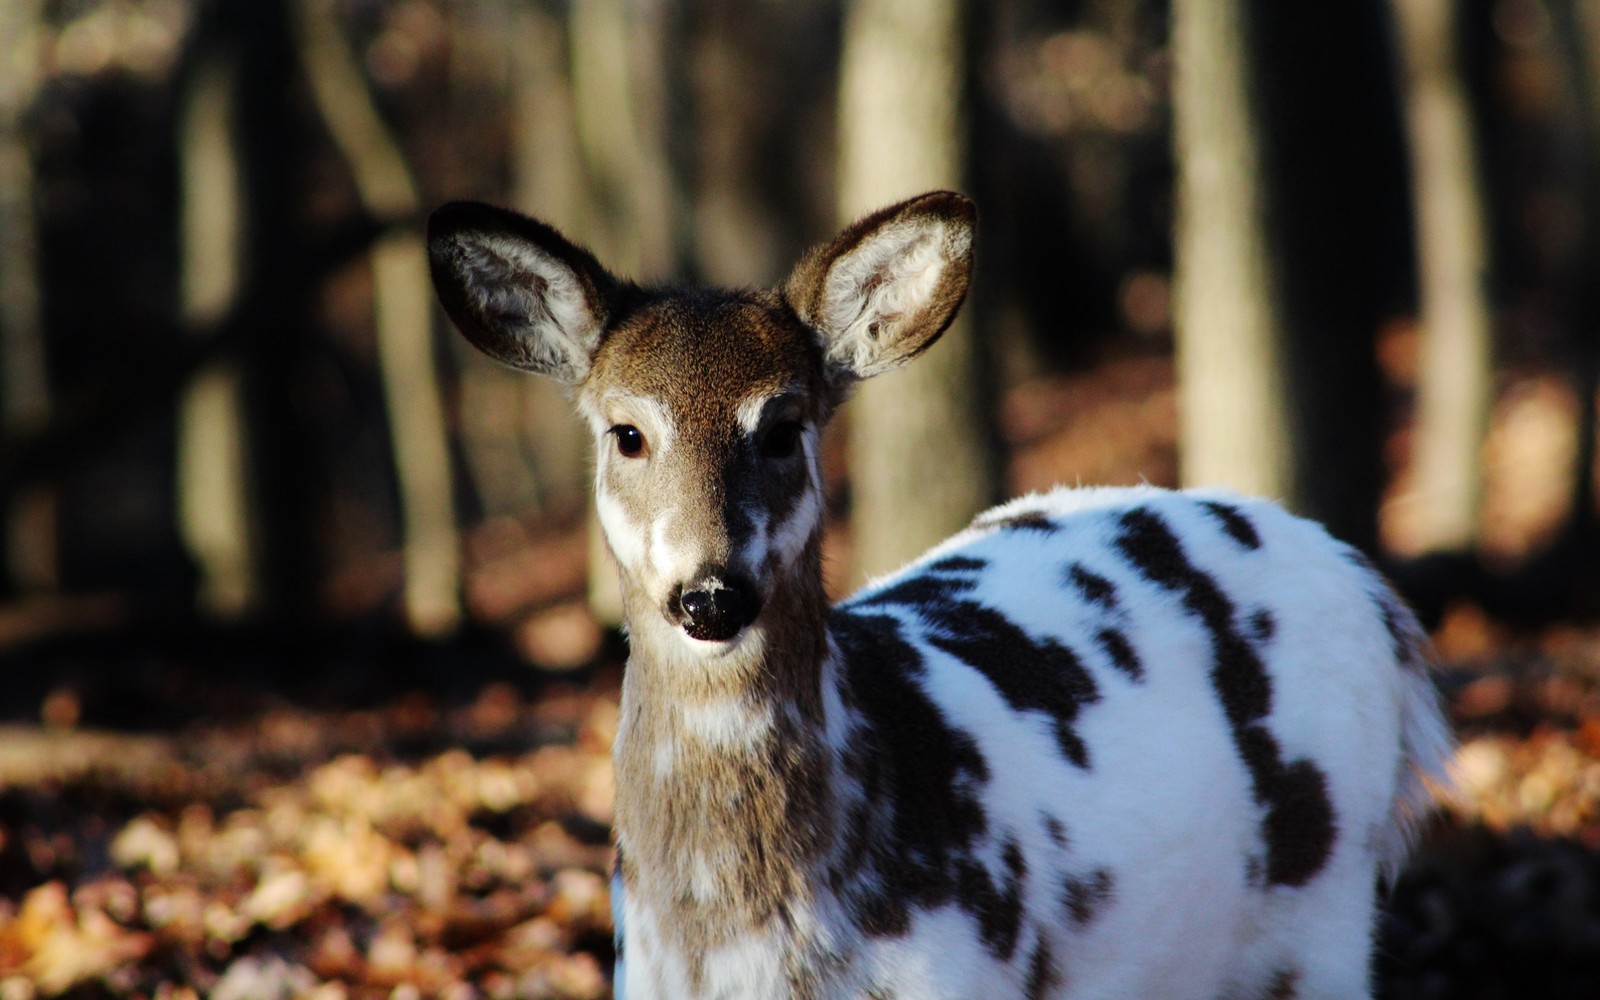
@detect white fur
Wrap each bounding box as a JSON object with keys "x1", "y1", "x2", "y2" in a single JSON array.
[
  {"x1": 458, "y1": 234, "x2": 602, "y2": 378},
  {"x1": 615, "y1": 485, "x2": 1452, "y2": 999},
  {"x1": 820, "y1": 219, "x2": 965, "y2": 377}
]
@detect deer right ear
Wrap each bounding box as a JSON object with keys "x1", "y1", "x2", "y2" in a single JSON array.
[
  {"x1": 785, "y1": 191, "x2": 976, "y2": 383},
  {"x1": 427, "y1": 202, "x2": 619, "y2": 385}
]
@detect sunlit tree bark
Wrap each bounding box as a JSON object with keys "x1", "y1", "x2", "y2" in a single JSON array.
[
  {"x1": 566, "y1": 0, "x2": 681, "y2": 624},
  {"x1": 175, "y1": 51, "x2": 255, "y2": 618},
  {"x1": 1172, "y1": 0, "x2": 1293, "y2": 504},
  {"x1": 1392, "y1": 0, "x2": 1495, "y2": 554},
  {"x1": 1175, "y1": 1, "x2": 1399, "y2": 550},
  {"x1": 837, "y1": 0, "x2": 997, "y2": 582}
]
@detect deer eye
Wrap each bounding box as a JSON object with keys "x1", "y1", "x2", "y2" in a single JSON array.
[
  {"x1": 611, "y1": 424, "x2": 647, "y2": 458},
  {"x1": 760, "y1": 421, "x2": 804, "y2": 459}
]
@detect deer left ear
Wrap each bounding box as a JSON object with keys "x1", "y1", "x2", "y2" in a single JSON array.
[
  {"x1": 785, "y1": 191, "x2": 976, "y2": 382},
  {"x1": 428, "y1": 201, "x2": 621, "y2": 385}
]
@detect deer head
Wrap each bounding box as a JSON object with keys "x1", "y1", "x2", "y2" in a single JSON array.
[{"x1": 429, "y1": 192, "x2": 975, "y2": 657}]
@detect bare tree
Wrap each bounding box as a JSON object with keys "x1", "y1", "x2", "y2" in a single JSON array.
[
  {"x1": 1392, "y1": 0, "x2": 1495, "y2": 554},
  {"x1": 1174, "y1": 1, "x2": 1401, "y2": 551},
  {"x1": 1172, "y1": 0, "x2": 1293, "y2": 504},
  {"x1": 0, "y1": 0, "x2": 52, "y2": 593},
  {"x1": 566, "y1": 0, "x2": 682, "y2": 623},
  {"x1": 836, "y1": 0, "x2": 998, "y2": 582},
  {"x1": 175, "y1": 50, "x2": 255, "y2": 618}
]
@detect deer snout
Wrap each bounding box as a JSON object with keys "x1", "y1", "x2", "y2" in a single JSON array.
[{"x1": 668, "y1": 571, "x2": 761, "y2": 643}]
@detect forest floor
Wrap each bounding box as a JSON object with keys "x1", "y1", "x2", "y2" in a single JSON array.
[
  {"x1": 1, "y1": 642, "x2": 1599, "y2": 999},
  {"x1": 2, "y1": 345, "x2": 1598, "y2": 998}
]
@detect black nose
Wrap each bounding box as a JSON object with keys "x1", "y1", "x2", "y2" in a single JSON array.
[{"x1": 673, "y1": 576, "x2": 760, "y2": 642}]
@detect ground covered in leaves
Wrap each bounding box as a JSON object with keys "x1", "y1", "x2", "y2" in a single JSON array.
[
  {"x1": 0, "y1": 635, "x2": 1598, "y2": 999},
  {"x1": 0, "y1": 664, "x2": 621, "y2": 1000}
]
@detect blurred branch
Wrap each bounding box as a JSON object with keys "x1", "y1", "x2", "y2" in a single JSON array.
[{"x1": 295, "y1": 0, "x2": 460, "y2": 637}]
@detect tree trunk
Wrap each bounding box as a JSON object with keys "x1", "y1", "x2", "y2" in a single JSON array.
[
  {"x1": 175, "y1": 51, "x2": 255, "y2": 618},
  {"x1": 506, "y1": 1, "x2": 589, "y2": 519},
  {"x1": 297, "y1": 0, "x2": 461, "y2": 636},
  {"x1": 1171, "y1": 0, "x2": 1293, "y2": 504},
  {"x1": 1175, "y1": 1, "x2": 1401, "y2": 550},
  {"x1": 0, "y1": 0, "x2": 52, "y2": 594},
  {"x1": 567, "y1": 0, "x2": 682, "y2": 624},
  {"x1": 1392, "y1": 0, "x2": 1495, "y2": 554},
  {"x1": 837, "y1": 0, "x2": 997, "y2": 582}
]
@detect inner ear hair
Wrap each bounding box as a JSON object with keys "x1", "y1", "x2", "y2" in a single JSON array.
[
  {"x1": 428, "y1": 201, "x2": 622, "y2": 384},
  {"x1": 785, "y1": 191, "x2": 976, "y2": 383}
]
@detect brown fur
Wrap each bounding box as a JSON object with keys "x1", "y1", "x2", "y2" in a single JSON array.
[{"x1": 428, "y1": 191, "x2": 978, "y2": 993}]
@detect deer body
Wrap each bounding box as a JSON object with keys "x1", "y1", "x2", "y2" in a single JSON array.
[{"x1": 428, "y1": 192, "x2": 1452, "y2": 1000}]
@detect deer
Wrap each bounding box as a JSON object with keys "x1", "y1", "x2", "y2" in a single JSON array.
[{"x1": 427, "y1": 191, "x2": 1453, "y2": 1000}]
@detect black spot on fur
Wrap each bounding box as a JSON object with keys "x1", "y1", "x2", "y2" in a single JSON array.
[
  {"x1": 1025, "y1": 936, "x2": 1061, "y2": 1000},
  {"x1": 930, "y1": 555, "x2": 988, "y2": 574},
  {"x1": 1262, "y1": 967, "x2": 1300, "y2": 1000},
  {"x1": 856, "y1": 565, "x2": 1102, "y2": 769},
  {"x1": 612, "y1": 852, "x2": 625, "y2": 959},
  {"x1": 955, "y1": 837, "x2": 1028, "y2": 959},
  {"x1": 1250, "y1": 608, "x2": 1276, "y2": 643},
  {"x1": 1261, "y1": 761, "x2": 1338, "y2": 888},
  {"x1": 1114, "y1": 507, "x2": 1336, "y2": 887},
  {"x1": 1095, "y1": 627, "x2": 1143, "y2": 681},
  {"x1": 857, "y1": 571, "x2": 973, "y2": 612},
  {"x1": 1244, "y1": 854, "x2": 1265, "y2": 888},
  {"x1": 831, "y1": 611, "x2": 990, "y2": 873},
  {"x1": 921, "y1": 602, "x2": 1100, "y2": 768},
  {"x1": 1061, "y1": 867, "x2": 1114, "y2": 927},
  {"x1": 1066, "y1": 563, "x2": 1118, "y2": 608},
  {"x1": 1201, "y1": 499, "x2": 1262, "y2": 549},
  {"x1": 1040, "y1": 812, "x2": 1068, "y2": 848},
  {"x1": 833, "y1": 610, "x2": 1047, "y2": 953},
  {"x1": 974, "y1": 509, "x2": 1057, "y2": 533}
]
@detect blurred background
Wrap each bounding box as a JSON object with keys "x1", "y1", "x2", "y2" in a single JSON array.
[
  {"x1": 2, "y1": 0, "x2": 1597, "y2": 662},
  {"x1": 2, "y1": 0, "x2": 1600, "y2": 996}
]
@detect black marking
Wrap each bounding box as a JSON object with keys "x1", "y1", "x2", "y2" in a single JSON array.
[
  {"x1": 1250, "y1": 608, "x2": 1276, "y2": 643},
  {"x1": 832, "y1": 610, "x2": 1048, "y2": 957},
  {"x1": 922, "y1": 603, "x2": 1100, "y2": 768},
  {"x1": 1114, "y1": 507, "x2": 1336, "y2": 887},
  {"x1": 974, "y1": 508, "x2": 1057, "y2": 533},
  {"x1": 929, "y1": 555, "x2": 987, "y2": 574},
  {"x1": 1066, "y1": 563, "x2": 1118, "y2": 608},
  {"x1": 855, "y1": 566, "x2": 1101, "y2": 769},
  {"x1": 856, "y1": 571, "x2": 972, "y2": 612},
  {"x1": 1095, "y1": 627, "x2": 1143, "y2": 681},
  {"x1": 954, "y1": 837, "x2": 1027, "y2": 960},
  {"x1": 1343, "y1": 546, "x2": 1429, "y2": 672},
  {"x1": 1201, "y1": 499, "x2": 1262, "y2": 549},
  {"x1": 1061, "y1": 867, "x2": 1114, "y2": 927},
  {"x1": 1040, "y1": 812, "x2": 1068, "y2": 848},
  {"x1": 1244, "y1": 854, "x2": 1265, "y2": 888},
  {"x1": 612, "y1": 851, "x2": 625, "y2": 959},
  {"x1": 1262, "y1": 967, "x2": 1301, "y2": 1000},
  {"x1": 1024, "y1": 936, "x2": 1061, "y2": 1000}
]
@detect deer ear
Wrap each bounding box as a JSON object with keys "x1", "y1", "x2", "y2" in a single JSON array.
[
  {"x1": 785, "y1": 191, "x2": 976, "y2": 382},
  {"x1": 428, "y1": 202, "x2": 620, "y2": 384}
]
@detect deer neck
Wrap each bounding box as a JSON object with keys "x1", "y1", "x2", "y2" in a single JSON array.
[{"x1": 611, "y1": 537, "x2": 836, "y2": 943}]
